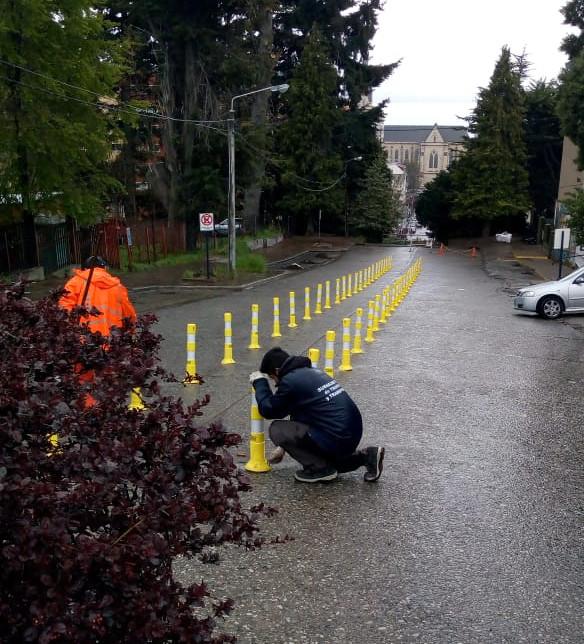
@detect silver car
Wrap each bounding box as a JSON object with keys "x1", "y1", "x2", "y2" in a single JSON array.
[{"x1": 514, "y1": 265, "x2": 584, "y2": 319}]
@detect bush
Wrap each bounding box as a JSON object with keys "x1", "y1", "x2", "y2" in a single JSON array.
[{"x1": 0, "y1": 282, "x2": 266, "y2": 642}]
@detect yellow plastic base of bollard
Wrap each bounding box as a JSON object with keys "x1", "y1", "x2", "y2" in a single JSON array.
[
  {"x1": 129, "y1": 388, "x2": 145, "y2": 410},
  {"x1": 244, "y1": 434, "x2": 272, "y2": 473}
]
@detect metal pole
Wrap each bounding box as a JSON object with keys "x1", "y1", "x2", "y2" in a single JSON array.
[
  {"x1": 228, "y1": 108, "x2": 236, "y2": 274},
  {"x1": 558, "y1": 230, "x2": 565, "y2": 280}
]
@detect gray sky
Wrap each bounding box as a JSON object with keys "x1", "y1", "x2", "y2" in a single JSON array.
[{"x1": 371, "y1": 0, "x2": 574, "y2": 125}]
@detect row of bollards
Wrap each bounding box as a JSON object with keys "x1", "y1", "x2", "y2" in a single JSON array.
[{"x1": 245, "y1": 257, "x2": 423, "y2": 472}]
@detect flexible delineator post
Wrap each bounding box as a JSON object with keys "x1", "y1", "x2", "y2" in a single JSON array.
[
  {"x1": 129, "y1": 387, "x2": 145, "y2": 410},
  {"x1": 335, "y1": 278, "x2": 341, "y2": 304},
  {"x1": 184, "y1": 323, "x2": 201, "y2": 383},
  {"x1": 221, "y1": 312, "x2": 236, "y2": 364},
  {"x1": 359, "y1": 270, "x2": 363, "y2": 292},
  {"x1": 308, "y1": 347, "x2": 320, "y2": 369},
  {"x1": 315, "y1": 283, "x2": 323, "y2": 314},
  {"x1": 373, "y1": 294, "x2": 381, "y2": 331},
  {"x1": 383, "y1": 286, "x2": 392, "y2": 320},
  {"x1": 365, "y1": 300, "x2": 375, "y2": 343},
  {"x1": 341, "y1": 275, "x2": 347, "y2": 300},
  {"x1": 352, "y1": 307, "x2": 364, "y2": 354},
  {"x1": 324, "y1": 330, "x2": 336, "y2": 377},
  {"x1": 379, "y1": 289, "x2": 388, "y2": 325},
  {"x1": 324, "y1": 280, "x2": 331, "y2": 309},
  {"x1": 288, "y1": 291, "x2": 298, "y2": 328},
  {"x1": 248, "y1": 304, "x2": 261, "y2": 349},
  {"x1": 245, "y1": 388, "x2": 271, "y2": 473},
  {"x1": 303, "y1": 286, "x2": 312, "y2": 320},
  {"x1": 347, "y1": 274, "x2": 352, "y2": 298},
  {"x1": 339, "y1": 318, "x2": 353, "y2": 372},
  {"x1": 354, "y1": 271, "x2": 359, "y2": 293},
  {"x1": 272, "y1": 297, "x2": 282, "y2": 338}
]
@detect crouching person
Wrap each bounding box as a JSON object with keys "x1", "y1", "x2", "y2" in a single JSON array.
[{"x1": 249, "y1": 347, "x2": 384, "y2": 483}]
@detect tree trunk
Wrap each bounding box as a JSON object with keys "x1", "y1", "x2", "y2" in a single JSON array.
[{"x1": 482, "y1": 220, "x2": 491, "y2": 238}]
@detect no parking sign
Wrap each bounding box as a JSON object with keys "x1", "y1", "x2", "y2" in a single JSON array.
[{"x1": 199, "y1": 212, "x2": 214, "y2": 232}]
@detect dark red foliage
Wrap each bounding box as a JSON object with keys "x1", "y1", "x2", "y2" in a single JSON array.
[{"x1": 0, "y1": 282, "x2": 263, "y2": 643}]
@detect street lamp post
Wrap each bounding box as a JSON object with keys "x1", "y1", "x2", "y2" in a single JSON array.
[{"x1": 227, "y1": 83, "x2": 289, "y2": 273}]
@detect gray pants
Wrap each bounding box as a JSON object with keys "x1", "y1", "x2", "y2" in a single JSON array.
[{"x1": 269, "y1": 420, "x2": 367, "y2": 472}]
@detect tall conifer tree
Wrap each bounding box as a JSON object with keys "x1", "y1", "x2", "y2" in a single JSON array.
[{"x1": 452, "y1": 47, "x2": 530, "y2": 235}]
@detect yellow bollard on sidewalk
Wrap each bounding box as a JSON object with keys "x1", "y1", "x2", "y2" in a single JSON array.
[
  {"x1": 308, "y1": 347, "x2": 320, "y2": 369},
  {"x1": 324, "y1": 280, "x2": 332, "y2": 309},
  {"x1": 272, "y1": 297, "x2": 282, "y2": 338},
  {"x1": 373, "y1": 294, "x2": 381, "y2": 332},
  {"x1": 365, "y1": 300, "x2": 375, "y2": 343},
  {"x1": 347, "y1": 273, "x2": 352, "y2": 298},
  {"x1": 248, "y1": 304, "x2": 261, "y2": 349},
  {"x1": 379, "y1": 289, "x2": 389, "y2": 325},
  {"x1": 288, "y1": 291, "x2": 298, "y2": 328},
  {"x1": 245, "y1": 388, "x2": 271, "y2": 473},
  {"x1": 303, "y1": 286, "x2": 312, "y2": 321},
  {"x1": 315, "y1": 283, "x2": 323, "y2": 315},
  {"x1": 324, "y1": 330, "x2": 336, "y2": 377},
  {"x1": 351, "y1": 307, "x2": 364, "y2": 354},
  {"x1": 335, "y1": 277, "x2": 341, "y2": 304},
  {"x1": 184, "y1": 323, "x2": 202, "y2": 383},
  {"x1": 129, "y1": 387, "x2": 145, "y2": 411},
  {"x1": 221, "y1": 312, "x2": 236, "y2": 365},
  {"x1": 338, "y1": 318, "x2": 353, "y2": 372},
  {"x1": 341, "y1": 275, "x2": 347, "y2": 300}
]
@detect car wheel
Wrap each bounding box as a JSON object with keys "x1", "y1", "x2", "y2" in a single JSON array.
[{"x1": 537, "y1": 295, "x2": 563, "y2": 320}]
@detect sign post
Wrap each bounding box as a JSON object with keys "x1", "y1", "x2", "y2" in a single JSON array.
[
  {"x1": 554, "y1": 228, "x2": 571, "y2": 280},
  {"x1": 199, "y1": 213, "x2": 214, "y2": 279}
]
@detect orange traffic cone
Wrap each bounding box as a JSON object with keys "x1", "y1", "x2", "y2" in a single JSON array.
[
  {"x1": 470, "y1": 246, "x2": 477, "y2": 258},
  {"x1": 438, "y1": 243, "x2": 446, "y2": 256}
]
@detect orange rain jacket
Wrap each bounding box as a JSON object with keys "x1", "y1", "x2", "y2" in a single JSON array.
[{"x1": 59, "y1": 267, "x2": 137, "y2": 336}]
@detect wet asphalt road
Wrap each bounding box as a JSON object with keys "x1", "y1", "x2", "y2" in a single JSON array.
[{"x1": 148, "y1": 246, "x2": 583, "y2": 643}]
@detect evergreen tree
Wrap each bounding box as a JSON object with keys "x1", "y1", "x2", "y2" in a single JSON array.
[
  {"x1": 274, "y1": 27, "x2": 344, "y2": 234},
  {"x1": 524, "y1": 81, "x2": 563, "y2": 221},
  {"x1": 0, "y1": 0, "x2": 123, "y2": 231},
  {"x1": 563, "y1": 188, "x2": 584, "y2": 243},
  {"x1": 415, "y1": 170, "x2": 457, "y2": 242},
  {"x1": 452, "y1": 47, "x2": 530, "y2": 235},
  {"x1": 558, "y1": 0, "x2": 584, "y2": 167},
  {"x1": 350, "y1": 151, "x2": 399, "y2": 242}
]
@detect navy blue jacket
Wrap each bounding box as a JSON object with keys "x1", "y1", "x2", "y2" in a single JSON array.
[{"x1": 253, "y1": 356, "x2": 363, "y2": 456}]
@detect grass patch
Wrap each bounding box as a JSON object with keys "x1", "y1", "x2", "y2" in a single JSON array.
[{"x1": 116, "y1": 246, "x2": 203, "y2": 273}]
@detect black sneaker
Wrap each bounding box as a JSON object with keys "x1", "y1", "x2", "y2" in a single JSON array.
[
  {"x1": 294, "y1": 466, "x2": 338, "y2": 483},
  {"x1": 364, "y1": 446, "x2": 385, "y2": 482}
]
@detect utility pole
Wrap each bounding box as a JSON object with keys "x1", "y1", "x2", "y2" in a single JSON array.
[{"x1": 227, "y1": 108, "x2": 236, "y2": 274}]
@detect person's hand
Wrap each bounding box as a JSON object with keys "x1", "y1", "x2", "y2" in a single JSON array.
[
  {"x1": 268, "y1": 446, "x2": 285, "y2": 464},
  {"x1": 249, "y1": 371, "x2": 267, "y2": 384}
]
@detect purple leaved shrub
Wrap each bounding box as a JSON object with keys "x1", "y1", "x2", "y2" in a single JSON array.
[{"x1": 0, "y1": 282, "x2": 267, "y2": 643}]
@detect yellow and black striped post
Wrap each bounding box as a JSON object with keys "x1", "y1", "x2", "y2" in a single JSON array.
[
  {"x1": 272, "y1": 297, "x2": 282, "y2": 338},
  {"x1": 288, "y1": 291, "x2": 298, "y2": 328},
  {"x1": 248, "y1": 304, "x2": 261, "y2": 349},
  {"x1": 221, "y1": 312, "x2": 236, "y2": 365},
  {"x1": 245, "y1": 388, "x2": 271, "y2": 473}
]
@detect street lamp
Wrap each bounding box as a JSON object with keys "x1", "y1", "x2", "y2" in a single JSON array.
[
  {"x1": 227, "y1": 83, "x2": 289, "y2": 273},
  {"x1": 344, "y1": 156, "x2": 363, "y2": 237}
]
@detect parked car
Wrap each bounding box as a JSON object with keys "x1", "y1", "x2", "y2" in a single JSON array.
[
  {"x1": 514, "y1": 265, "x2": 584, "y2": 319},
  {"x1": 495, "y1": 232, "x2": 512, "y2": 243},
  {"x1": 214, "y1": 218, "x2": 243, "y2": 236}
]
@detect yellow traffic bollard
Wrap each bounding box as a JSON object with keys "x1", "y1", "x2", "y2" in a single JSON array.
[
  {"x1": 352, "y1": 307, "x2": 364, "y2": 354},
  {"x1": 315, "y1": 283, "x2": 323, "y2": 315},
  {"x1": 373, "y1": 294, "x2": 381, "y2": 331},
  {"x1": 248, "y1": 304, "x2": 261, "y2": 349},
  {"x1": 324, "y1": 280, "x2": 331, "y2": 309},
  {"x1": 358, "y1": 270, "x2": 363, "y2": 292},
  {"x1": 288, "y1": 291, "x2": 298, "y2": 328},
  {"x1": 324, "y1": 330, "x2": 336, "y2": 377},
  {"x1": 308, "y1": 347, "x2": 320, "y2": 369},
  {"x1": 341, "y1": 275, "x2": 347, "y2": 300},
  {"x1": 379, "y1": 289, "x2": 389, "y2": 325},
  {"x1": 347, "y1": 273, "x2": 352, "y2": 298},
  {"x1": 338, "y1": 318, "x2": 353, "y2": 372},
  {"x1": 129, "y1": 387, "x2": 145, "y2": 410},
  {"x1": 184, "y1": 323, "x2": 202, "y2": 383},
  {"x1": 335, "y1": 277, "x2": 341, "y2": 304},
  {"x1": 221, "y1": 312, "x2": 236, "y2": 364},
  {"x1": 245, "y1": 388, "x2": 271, "y2": 473},
  {"x1": 365, "y1": 300, "x2": 375, "y2": 343},
  {"x1": 272, "y1": 297, "x2": 282, "y2": 338},
  {"x1": 303, "y1": 286, "x2": 312, "y2": 321}
]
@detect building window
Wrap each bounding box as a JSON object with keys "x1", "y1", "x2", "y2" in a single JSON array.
[
  {"x1": 429, "y1": 151, "x2": 439, "y2": 169},
  {"x1": 404, "y1": 149, "x2": 409, "y2": 162},
  {"x1": 395, "y1": 149, "x2": 399, "y2": 161}
]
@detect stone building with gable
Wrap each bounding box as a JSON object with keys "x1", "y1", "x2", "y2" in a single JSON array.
[{"x1": 381, "y1": 124, "x2": 467, "y2": 188}]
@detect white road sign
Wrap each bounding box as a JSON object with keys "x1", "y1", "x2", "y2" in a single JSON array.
[{"x1": 199, "y1": 212, "x2": 214, "y2": 232}]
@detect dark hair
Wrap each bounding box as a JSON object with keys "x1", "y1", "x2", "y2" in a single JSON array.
[
  {"x1": 260, "y1": 347, "x2": 289, "y2": 375},
  {"x1": 82, "y1": 255, "x2": 108, "y2": 270}
]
